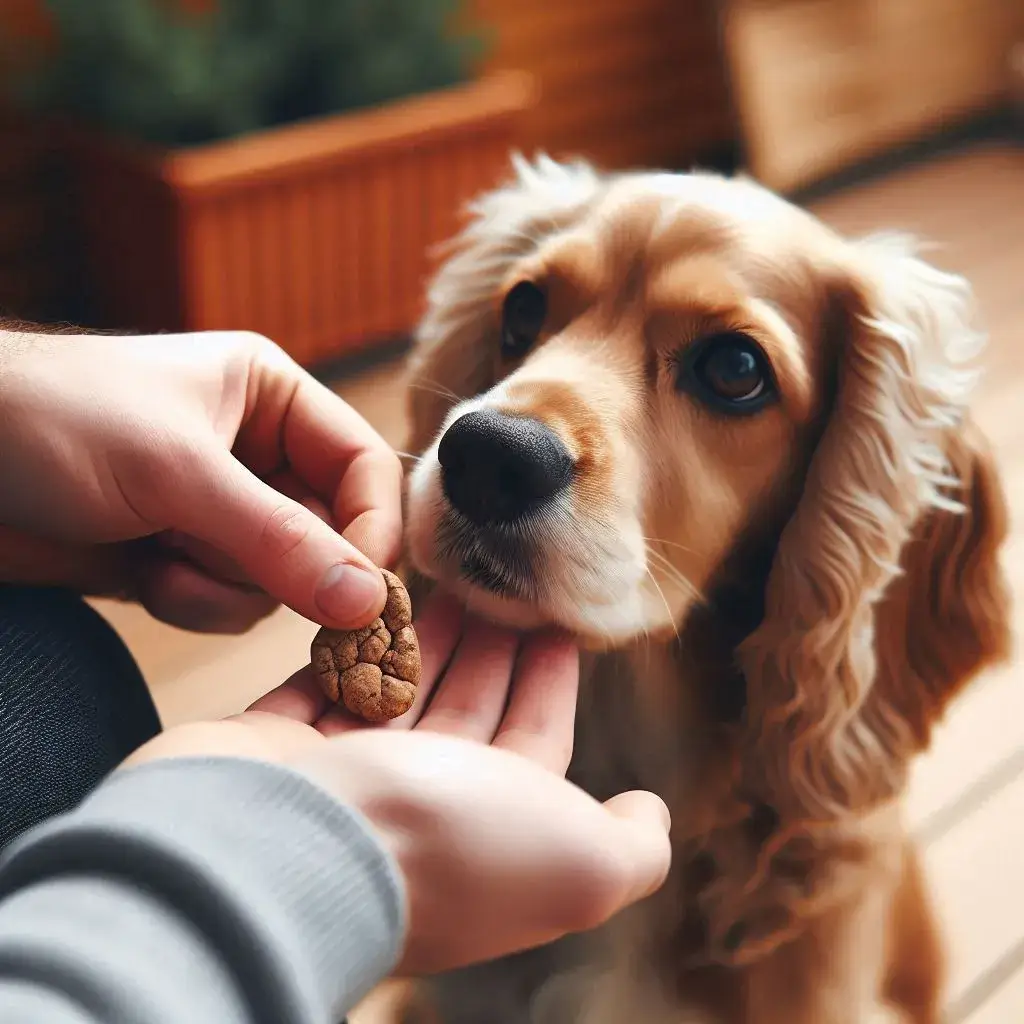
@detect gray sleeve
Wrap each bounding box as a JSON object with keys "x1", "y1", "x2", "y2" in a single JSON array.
[{"x1": 0, "y1": 757, "x2": 407, "y2": 1024}]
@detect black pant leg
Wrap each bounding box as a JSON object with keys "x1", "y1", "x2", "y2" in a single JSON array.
[{"x1": 0, "y1": 586, "x2": 161, "y2": 849}]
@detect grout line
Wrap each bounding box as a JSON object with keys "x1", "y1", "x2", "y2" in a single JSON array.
[
  {"x1": 947, "y1": 934, "x2": 1024, "y2": 1024},
  {"x1": 915, "y1": 746, "x2": 1024, "y2": 847}
]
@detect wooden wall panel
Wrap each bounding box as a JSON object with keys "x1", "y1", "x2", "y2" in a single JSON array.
[
  {"x1": 474, "y1": 0, "x2": 736, "y2": 171},
  {"x1": 723, "y1": 0, "x2": 1023, "y2": 192}
]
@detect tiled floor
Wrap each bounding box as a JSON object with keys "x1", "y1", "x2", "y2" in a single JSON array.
[{"x1": 91, "y1": 141, "x2": 1024, "y2": 1023}]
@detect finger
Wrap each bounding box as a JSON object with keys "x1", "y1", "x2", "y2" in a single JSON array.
[
  {"x1": 137, "y1": 558, "x2": 278, "y2": 635},
  {"x1": 385, "y1": 589, "x2": 466, "y2": 728},
  {"x1": 415, "y1": 619, "x2": 520, "y2": 741},
  {"x1": 157, "y1": 532, "x2": 253, "y2": 587},
  {"x1": 315, "y1": 705, "x2": 378, "y2": 738},
  {"x1": 158, "y1": 476, "x2": 333, "y2": 590},
  {"x1": 164, "y1": 446, "x2": 387, "y2": 630},
  {"x1": 333, "y1": 446, "x2": 404, "y2": 568},
  {"x1": 602, "y1": 791, "x2": 673, "y2": 905},
  {"x1": 305, "y1": 589, "x2": 468, "y2": 737},
  {"x1": 248, "y1": 664, "x2": 331, "y2": 725},
  {"x1": 264, "y1": 469, "x2": 335, "y2": 527},
  {"x1": 492, "y1": 632, "x2": 579, "y2": 772},
  {"x1": 271, "y1": 373, "x2": 404, "y2": 569}
]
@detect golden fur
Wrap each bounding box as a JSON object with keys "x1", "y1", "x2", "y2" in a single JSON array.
[{"x1": 399, "y1": 156, "x2": 1012, "y2": 1024}]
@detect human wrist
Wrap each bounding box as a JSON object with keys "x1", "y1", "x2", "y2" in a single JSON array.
[
  {"x1": 1, "y1": 756, "x2": 408, "y2": 1020},
  {"x1": 0, "y1": 326, "x2": 130, "y2": 594}
]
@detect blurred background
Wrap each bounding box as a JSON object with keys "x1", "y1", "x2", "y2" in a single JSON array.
[
  {"x1": 2, "y1": 3, "x2": 1024, "y2": 1023},
  {"x1": 0, "y1": 1, "x2": 1019, "y2": 364}
]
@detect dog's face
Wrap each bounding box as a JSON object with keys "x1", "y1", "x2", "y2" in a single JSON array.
[
  {"x1": 408, "y1": 168, "x2": 853, "y2": 641},
  {"x1": 405, "y1": 158, "x2": 1010, "y2": 814}
]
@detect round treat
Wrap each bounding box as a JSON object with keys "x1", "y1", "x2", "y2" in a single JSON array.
[{"x1": 310, "y1": 569, "x2": 421, "y2": 722}]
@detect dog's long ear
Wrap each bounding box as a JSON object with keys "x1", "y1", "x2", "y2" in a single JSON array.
[
  {"x1": 739, "y1": 235, "x2": 1011, "y2": 820},
  {"x1": 405, "y1": 154, "x2": 602, "y2": 452},
  {"x1": 872, "y1": 414, "x2": 1010, "y2": 743}
]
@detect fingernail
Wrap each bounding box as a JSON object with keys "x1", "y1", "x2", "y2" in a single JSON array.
[{"x1": 315, "y1": 563, "x2": 384, "y2": 626}]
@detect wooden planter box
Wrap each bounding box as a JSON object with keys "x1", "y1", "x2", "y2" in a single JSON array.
[{"x1": 71, "y1": 71, "x2": 534, "y2": 367}]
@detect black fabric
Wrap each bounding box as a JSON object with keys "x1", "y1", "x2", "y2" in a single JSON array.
[{"x1": 0, "y1": 587, "x2": 161, "y2": 849}]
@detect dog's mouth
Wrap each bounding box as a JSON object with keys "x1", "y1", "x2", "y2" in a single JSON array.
[
  {"x1": 459, "y1": 548, "x2": 527, "y2": 599},
  {"x1": 409, "y1": 483, "x2": 662, "y2": 642},
  {"x1": 406, "y1": 403, "x2": 688, "y2": 643},
  {"x1": 437, "y1": 506, "x2": 544, "y2": 601}
]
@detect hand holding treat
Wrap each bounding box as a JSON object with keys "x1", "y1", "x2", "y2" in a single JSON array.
[
  {"x1": 0, "y1": 328, "x2": 402, "y2": 634},
  {"x1": 310, "y1": 569, "x2": 422, "y2": 722}
]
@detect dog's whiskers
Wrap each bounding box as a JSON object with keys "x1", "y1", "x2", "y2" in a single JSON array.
[
  {"x1": 408, "y1": 380, "x2": 461, "y2": 406},
  {"x1": 645, "y1": 546, "x2": 701, "y2": 604},
  {"x1": 644, "y1": 564, "x2": 681, "y2": 643},
  {"x1": 643, "y1": 534, "x2": 698, "y2": 557}
]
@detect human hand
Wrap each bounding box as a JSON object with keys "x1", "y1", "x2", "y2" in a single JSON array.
[
  {"x1": 124, "y1": 592, "x2": 672, "y2": 974},
  {"x1": 0, "y1": 328, "x2": 402, "y2": 633}
]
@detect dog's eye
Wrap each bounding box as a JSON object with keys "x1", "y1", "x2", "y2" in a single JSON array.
[
  {"x1": 680, "y1": 332, "x2": 776, "y2": 413},
  {"x1": 501, "y1": 282, "x2": 547, "y2": 358}
]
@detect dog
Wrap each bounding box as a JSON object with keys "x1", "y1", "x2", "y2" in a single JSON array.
[{"x1": 397, "y1": 155, "x2": 1012, "y2": 1024}]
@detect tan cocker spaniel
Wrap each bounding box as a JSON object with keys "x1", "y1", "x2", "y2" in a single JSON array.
[{"x1": 399, "y1": 156, "x2": 1012, "y2": 1024}]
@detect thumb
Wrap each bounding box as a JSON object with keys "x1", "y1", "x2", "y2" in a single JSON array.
[
  {"x1": 164, "y1": 448, "x2": 386, "y2": 629},
  {"x1": 602, "y1": 790, "x2": 673, "y2": 904}
]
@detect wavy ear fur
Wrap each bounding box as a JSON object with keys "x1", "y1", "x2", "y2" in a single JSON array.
[
  {"x1": 405, "y1": 154, "x2": 602, "y2": 452},
  {"x1": 871, "y1": 417, "x2": 1010, "y2": 742},
  {"x1": 739, "y1": 234, "x2": 1011, "y2": 820}
]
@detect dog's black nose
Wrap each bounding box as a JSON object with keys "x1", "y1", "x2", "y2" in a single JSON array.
[{"x1": 438, "y1": 410, "x2": 574, "y2": 525}]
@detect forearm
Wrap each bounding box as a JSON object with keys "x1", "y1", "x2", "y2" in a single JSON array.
[
  {"x1": 0, "y1": 758, "x2": 405, "y2": 1024},
  {"x1": 0, "y1": 320, "x2": 68, "y2": 371},
  {"x1": 0, "y1": 321, "x2": 34, "y2": 359},
  {"x1": 0, "y1": 325, "x2": 136, "y2": 596},
  {"x1": 0, "y1": 325, "x2": 110, "y2": 593}
]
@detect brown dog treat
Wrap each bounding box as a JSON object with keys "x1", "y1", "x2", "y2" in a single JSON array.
[{"x1": 310, "y1": 569, "x2": 421, "y2": 722}]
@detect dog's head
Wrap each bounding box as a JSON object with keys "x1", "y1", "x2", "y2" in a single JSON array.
[{"x1": 405, "y1": 156, "x2": 1011, "y2": 815}]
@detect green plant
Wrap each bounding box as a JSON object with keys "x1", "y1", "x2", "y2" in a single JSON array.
[{"x1": 5, "y1": 0, "x2": 486, "y2": 147}]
